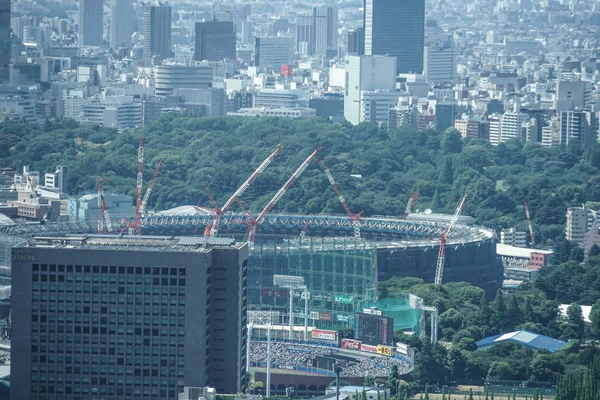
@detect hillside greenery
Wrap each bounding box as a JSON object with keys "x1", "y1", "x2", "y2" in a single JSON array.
[{"x1": 1, "y1": 116, "x2": 600, "y2": 247}]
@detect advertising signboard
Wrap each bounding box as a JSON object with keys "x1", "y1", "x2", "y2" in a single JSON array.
[
  {"x1": 261, "y1": 288, "x2": 288, "y2": 298},
  {"x1": 396, "y1": 343, "x2": 408, "y2": 355},
  {"x1": 318, "y1": 312, "x2": 333, "y2": 321},
  {"x1": 334, "y1": 294, "x2": 354, "y2": 304},
  {"x1": 341, "y1": 339, "x2": 362, "y2": 350},
  {"x1": 354, "y1": 312, "x2": 394, "y2": 346},
  {"x1": 360, "y1": 344, "x2": 378, "y2": 354},
  {"x1": 377, "y1": 345, "x2": 393, "y2": 357},
  {"x1": 311, "y1": 329, "x2": 337, "y2": 341}
]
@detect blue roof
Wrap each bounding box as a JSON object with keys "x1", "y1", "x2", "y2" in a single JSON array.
[{"x1": 475, "y1": 330, "x2": 567, "y2": 353}]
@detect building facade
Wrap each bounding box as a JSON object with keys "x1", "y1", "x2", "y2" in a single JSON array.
[
  {"x1": 194, "y1": 21, "x2": 236, "y2": 62},
  {"x1": 11, "y1": 235, "x2": 249, "y2": 399},
  {"x1": 78, "y1": 0, "x2": 104, "y2": 46},
  {"x1": 343, "y1": 54, "x2": 397, "y2": 125},
  {"x1": 566, "y1": 206, "x2": 597, "y2": 246},
  {"x1": 254, "y1": 37, "x2": 294, "y2": 71},
  {"x1": 154, "y1": 65, "x2": 213, "y2": 97},
  {"x1": 110, "y1": 0, "x2": 134, "y2": 50},
  {"x1": 143, "y1": 3, "x2": 172, "y2": 59},
  {"x1": 500, "y1": 228, "x2": 527, "y2": 248},
  {"x1": 364, "y1": 0, "x2": 425, "y2": 74},
  {"x1": 313, "y1": 6, "x2": 338, "y2": 58},
  {"x1": 0, "y1": 0, "x2": 10, "y2": 83}
]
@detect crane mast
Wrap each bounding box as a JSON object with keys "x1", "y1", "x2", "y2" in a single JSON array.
[
  {"x1": 134, "y1": 136, "x2": 144, "y2": 235},
  {"x1": 140, "y1": 160, "x2": 162, "y2": 217},
  {"x1": 317, "y1": 157, "x2": 361, "y2": 238},
  {"x1": 248, "y1": 148, "x2": 321, "y2": 243},
  {"x1": 524, "y1": 202, "x2": 535, "y2": 246},
  {"x1": 97, "y1": 178, "x2": 104, "y2": 234},
  {"x1": 434, "y1": 194, "x2": 468, "y2": 285},
  {"x1": 403, "y1": 191, "x2": 420, "y2": 219},
  {"x1": 209, "y1": 146, "x2": 283, "y2": 237}
]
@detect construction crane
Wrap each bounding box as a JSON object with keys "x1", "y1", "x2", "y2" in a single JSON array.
[
  {"x1": 434, "y1": 194, "x2": 468, "y2": 285},
  {"x1": 97, "y1": 178, "x2": 113, "y2": 234},
  {"x1": 300, "y1": 219, "x2": 312, "y2": 237},
  {"x1": 248, "y1": 148, "x2": 321, "y2": 244},
  {"x1": 317, "y1": 157, "x2": 362, "y2": 238},
  {"x1": 134, "y1": 136, "x2": 144, "y2": 235},
  {"x1": 524, "y1": 202, "x2": 535, "y2": 246},
  {"x1": 140, "y1": 160, "x2": 162, "y2": 217},
  {"x1": 208, "y1": 146, "x2": 283, "y2": 237},
  {"x1": 403, "y1": 191, "x2": 420, "y2": 219}
]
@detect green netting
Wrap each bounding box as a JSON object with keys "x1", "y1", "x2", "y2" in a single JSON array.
[{"x1": 376, "y1": 296, "x2": 420, "y2": 333}]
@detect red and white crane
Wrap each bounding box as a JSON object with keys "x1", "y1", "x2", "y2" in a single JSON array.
[
  {"x1": 434, "y1": 194, "x2": 467, "y2": 285},
  {"x1": 248, "y1": 148, "x2": 321, "y2": 244},
  {"x1": 133, "y1": 136, "x2": 144, "y2": 235},
  {"x1": 208, "y1": 146, "x2": 283, "y2": 237},
  {"x1": 403, "y1": 191, "x2": 420, "y2": 219},
  {"x1": 524, "y1": 202, "x2": 535, "y2": 246},
  {"x1": 317, "y1": 157, "x2": 362, "y2": 239},
  {"x1": 97, "y1": 178, "x2": 113, "y2": 234},
  {"x1": 140, "y1": 160, "x2": 162, "y2": 218}
]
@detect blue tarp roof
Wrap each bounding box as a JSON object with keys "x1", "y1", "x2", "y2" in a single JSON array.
[{"x1": 475, "y1": 330, "x2": 567, "y2": 353}]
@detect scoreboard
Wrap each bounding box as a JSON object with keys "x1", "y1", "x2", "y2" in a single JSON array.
[{"x1": 354, "y1": 312, "x2": 394, "y2": 346}]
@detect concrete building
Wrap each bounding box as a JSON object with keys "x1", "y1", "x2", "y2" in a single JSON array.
[
  {"x1": 78, "y1": 0, "x2": 104, "y2": 46},
  {"x1": 110, "y1": 0, "x2": 134, "y2": 50},
  {"x1": 0, "y1": 0, "x2": 10, "y2": 83},
  {"x1": 228, "y1": 107, "x2": 316, "y2": 119},
  {"x1": 454, "y1": 119, "x2": 489, "y2": 139},
  {"x1": 424, "y1": 38, "x2": 455, "y2": 84},
  {"x1": 194, "y1": 21, "x2": 236, "y2": 62},
  {"x1": 83, "y1": 97, "x2": 142, "y2": 130},
  {"x1": 255, "y1": 36, "x2": 294, "y2": 71},
  {"x1": 343, "y1": 54, "x2": 397, "y2": 125},
  {"x1": 388, "y1": 102, "x2": 417, "y2": 131},
  {"x1": 313, "y1": 6, "x2": 338, "y2": 59},
  {"x1": 560, "y1": 109, "x2": 595, "y2": 146},
  {"x1": 500, "y1": 228, "x2": 527, "y2": 247},
  {"x1": 555, "y1": 80, "x2": 593, "y2": 112},
  {"x1": 348, "y1": 27, "x2": 365, "y2": 56},
  {"x1": 174, "y1": 88, "x2": 225, "y2": 117},
  {"x1": 566, "y1": 206, "x2": 598, "y2": 247},
  {"x1": 359, "y1": 90, "x2": 402, "y2": 127},
  {"x1": 11, "y1": 235, "x2": 249, "y2": 399},
  {"x1": 68, "y1": 192, "x2": 135, "y2": 222},
  {"x1": 364, "y1": 0, "x2": 425, "y2": 74},
  {"x1": 143, "y1": 2, "x2": 172, "y2": 59},
  {"x1": 296, "y1": 15, "x2": 313, "y2": 56},
  {"x1": 154, "y1": 65, "x2": 213, "y2": 97},
  {"x1": 435, "y1": 103, "x2": 456, "y2": 133},
  {"x1": 44, "y1": 166, "x2": 68, "y2": 194}
]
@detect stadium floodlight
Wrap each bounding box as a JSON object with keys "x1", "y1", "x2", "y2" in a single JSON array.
[{"x1": 273, "y1": 274, "x2": 305, "y2": 288}]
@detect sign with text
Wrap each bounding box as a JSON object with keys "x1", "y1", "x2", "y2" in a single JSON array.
[
  {"x1": 360, "y1": 344, "x2": 378, "y2": 354},
  {"x1": 334, "y1": 294, "x2": 354, "y2": 304},
  {"x1": 311, "y1": 329, "x2": 337, "y2": 341},
  {"x1": 377, "y1": 345, "x2": 393, "y2": 357},
  {"x1": 341, "y1": 339, "x2": 362, "y2": 350},
  {"x1": 261, "y1": 288, "x2": 288, "y2": 298},
  {"x1": 318, "y1": 312, "x2": 333, "y2": 321}
]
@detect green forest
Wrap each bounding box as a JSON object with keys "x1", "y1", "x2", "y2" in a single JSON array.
[{"x1": 1, "y1": 116, "x2": 600, "y2": 247}]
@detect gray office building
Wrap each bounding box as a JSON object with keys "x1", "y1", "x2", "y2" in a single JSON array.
[
  {"x1": 110, "y1": 0, "x2": 134, "y2": 50},
  {"x1": 78, "y1": 0, "x2": 104, "y2": 46},
  {"x1": 364, "y1": 0, "x2": 425, "y2": 74},
  {"x1": 11, "y1": 235, "x2": 249, "y2": 399},
  {"x1": 0, "y1": 0, "x2": 9, "y2": 83},
  {"x1": 313, "y1": 6, "x2": 338, "y2": 58},
  {"x1": 194, "y1": 21, "x2": 236, "y2": 62},
  {"x1": 143, "y1": 3, "x2": 172, "y2": 59}
]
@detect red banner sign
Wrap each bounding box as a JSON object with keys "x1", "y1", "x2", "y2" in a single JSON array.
[{"x1": 341, "y1": 339, "x2": 362, "y2": 350}]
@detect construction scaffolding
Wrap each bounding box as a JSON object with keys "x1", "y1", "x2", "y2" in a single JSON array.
[
  {"x1": 248, "y1": 237, "x2": 377, "y2": 330},
  {"x1": 376, "y1": 296, "x2": 421, "y2": 334}
]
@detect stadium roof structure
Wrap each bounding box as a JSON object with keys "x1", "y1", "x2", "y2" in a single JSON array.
[{"x1": 475, "y1": 330, "x2": 567, "y2": 353}]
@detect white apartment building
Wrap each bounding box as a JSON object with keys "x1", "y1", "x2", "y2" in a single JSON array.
[
  {"x1": 359, "y1": 90, "x2": 402, "y2": 127},
  {"x1": 343, "y1": 54, "x2": 397, "y2": 125},
  {"x1": 501, "y1": 228, "x2": 527, "y2": 248},
  {"x1": 566, "y1": 206, "x2": 597, "y2": 247}
]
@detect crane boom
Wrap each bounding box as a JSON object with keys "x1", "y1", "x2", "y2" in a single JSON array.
[
  {"x1": 134, "y1": 136, "x2": 144, "y2": 234},
  {"x1": 403, "y1": 191, "x2": 420, "y2": 219},
  {"x1": 317, "y1": 157, "x2": 361, "y2": 238},
  {"x1": 209, "y1": 146, "x2": 283, "y2": 236},
  {"x1": 248, "y1": 148, "x2": 321, "y2": 243},
  {"x1": 101, "y1": 195, "x2": 113, "y2": 233},
  {"x1": 434, "y1": 194, "x2": 468, "y2": 285},
  {"x1": 524, "y1": 202, "x2": 535, "y2": 246},
  {"x1": 140, "y1": 160, "x2": 162, "y2": 217}
]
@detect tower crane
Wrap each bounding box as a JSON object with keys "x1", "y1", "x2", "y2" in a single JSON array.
[
  {"x1": 248, "y1": 148, "x2": 321, "y2": 244},
  {"x1": 140, "y1": 160, "x2": 162, "y2": 217},
  {"x1": 524, "y1": 202, "x2": 535, "y2": 246},
  {"x1": 434, "y1": 194, "x2": 467, "y2": 285},
  {"x1": 208, "y1": 146, "x2": 283, "y2": 237},
  {"x1": 133, "y1": 136, "x2": 144, "y2": 235},
  {"x1": 97, "y1": 178, "x2": 113, "y2": 234},
  {"x1": 317, "y1": 157, "x2": 362, "y2": 238},
  {"x1": 403, "y1": 191, "x2": 420, "y2": 219}
]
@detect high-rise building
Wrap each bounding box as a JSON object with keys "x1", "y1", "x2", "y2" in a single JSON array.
[
  {"x1": 347, "y1": 27, "x2": 364, "y2": 56},
  {"x1": 566, "y1": 206, "x2": 598, "y2": 246},
  {"x1": 11, "y1": 235, "x2": 249, "y2": 399},
  {"x1": 560, "y1": 109, "x2": 596, "y2": 146},
  {"x1": 0, "y1": 0, "x2": 10, "y2": 83},
  {"x1": 296, "y1": 15, "x2": 314, "y2": 55},
  {"x1": 435, "y1": 102, "x2": 456, "y2": 133},
  {"x1": 194, "y1": 21, "x2": 236, "y2": 62},
  {"x1": 423, "y1": 36, "x2": 455, "y2": 84},
  {"x1": 364, "y1": 0, "x2": 425, "y2": 74},
  {"x1": 313, "y1": 6, "x2": 338, "y2": 58},
  {"x1": 110, "y1": 0, "x2": 134, "y2": 50},
  {"x1": 254, "y1": 36, "x2": 294, "y2": 71},
  {"x1": 143, "y1": 3, "x2": 172, "y2": 59},
  {"x1": 555, "y1": 80, "x2": 593, "y2": 112},
  {"x1": 78, "y1": 0, "x2": 104, "y2": 46},
  {"x1": 343, "y1": 54, "x2": 397, "y2": 125}
]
